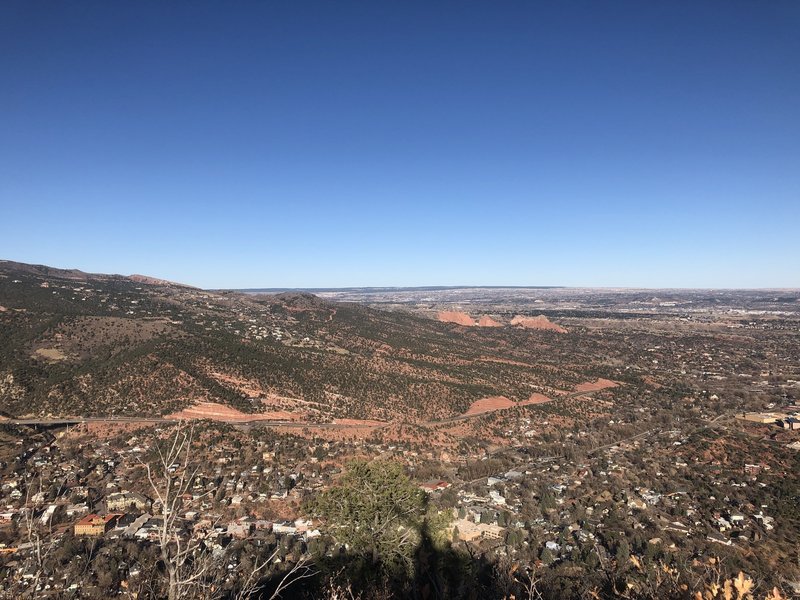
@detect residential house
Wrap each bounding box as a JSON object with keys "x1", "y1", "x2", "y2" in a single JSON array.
[
  {"x1": 488, "y1": 489, "x2": 506, "y2": 505},
  {"x1": 627, "y1": 498, "x2": 647, "y2": 511},
  {"x1": 227, "y1": 521, "x2": 253, "y2": 539},
  {"x1": 781, "y1": 417, "x2": 800, "y2": 430},
  {"x1": 728, "y1": 511, "x2": 745, "y2": 524},
  {"x1": 419, "y1": 480, "x2": 450, "y2": 493},
  {"x1": 66, "y1": 504, "x2": 89, "y2": 518},
  {"x1": 107, "y1": 491, "x2": 151, "y2": 511},
  {"x1": 294, "y1": 518, "x2": 313, "y2": 533},
  {"x1": 662, "y1": 521, "x2": 691, "y2": 536},
  {"x1": 453, "y1": 518, "x2": 505, "y2": 542},
  {"x1": 272, "y1": 521, "x2": 297, "y2": 535},
  {"x1": 707, "y1": 531, "x2": 733, "y2": 546},
  {"x1": 75, "y1": 514, "x2": 120, "y2": 537}
]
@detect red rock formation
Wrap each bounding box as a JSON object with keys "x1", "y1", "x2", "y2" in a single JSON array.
[
  {"x1": 437, "y1": 311, "x2": 476, "y2": 326},
  {"x1": 510, "y1": 315, "x2": 567, "y2": 333},
  {"x1": 478, "y1": 315, "x2": 503, "y2": 327}
]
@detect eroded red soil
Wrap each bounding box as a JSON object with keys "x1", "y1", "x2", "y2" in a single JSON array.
[{"x1": 574, "y1": 378, "x2": 619, "y2": 392}]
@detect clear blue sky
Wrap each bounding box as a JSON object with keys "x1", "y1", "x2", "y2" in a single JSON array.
[{"x1": 1, "y1": 2, "x2": 798, "y2": 288}]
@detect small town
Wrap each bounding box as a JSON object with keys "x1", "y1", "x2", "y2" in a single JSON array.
[{"x1": 1, "y1": 377, "x2": 798, "y2": 597}]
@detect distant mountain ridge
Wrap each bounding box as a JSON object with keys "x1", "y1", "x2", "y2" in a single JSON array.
[
  {"x1": 0, "y1": 259, "x2": 195, "y2": 289},
  {"x1": 235, "y1": 285, "x2": 565, "y2": 293}
]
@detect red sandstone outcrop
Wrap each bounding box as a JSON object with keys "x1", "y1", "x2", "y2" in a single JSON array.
[
  {"x1": 510, "y1": 315, "x2": 567, "y2": 333},
  {"x1": 437, "y1": 311, "x2": 476, "y2": 326},
  {"x1": 478, "y1": 315, "x2": 503, "y2": 327}
]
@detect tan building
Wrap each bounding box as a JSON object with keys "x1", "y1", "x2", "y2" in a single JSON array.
[
  {"x1": 74, "y1": 514, "x2": 120, "y2": 537},
  {"x1": 737, "y1": 412, "x2": 782, "y2": 424},
  {"x1": 106, "y1": 491, "x2": 150, "y2": 511},
  {"x1": 453, "y1": 518, "x2": 505, "y2": 542}
]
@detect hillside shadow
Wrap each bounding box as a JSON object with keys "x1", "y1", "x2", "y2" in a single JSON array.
[{"x1": 252, "y1": 523, "x2": 514, "y2": 600}]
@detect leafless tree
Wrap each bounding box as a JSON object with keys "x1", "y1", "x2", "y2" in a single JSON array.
[
  {"x1": 512, "y1": 564, "x2": 544, "y2": 600},
  {"x1": 138, "y1": 422, "x2": 209, "y2": 600},
  {"x1": 495, "y1": 558, "x2": 544, "y2": 600},
  {"x1": 229, "y1": 550, "x2": 315, "y2": 600},
  {"x1": 316, "y1": 571, "x2": 363, "y2": 600},
  {"x1": 139, "y1": 422, "x2": 315, "y2": 600},
  {"x1": 19, "y1": 476, "x2": 63, "y2": 598}
]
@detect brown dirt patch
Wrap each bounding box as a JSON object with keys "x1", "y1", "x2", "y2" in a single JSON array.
[
  {"x1": 462, "y1": 393, "x2": 553, "y2": 418},
  {"x1": 166, "y1": 401, "x2": 303, "y2": 422},
  {"x1": 574, "y1": 378, "x2": 619, "y2": 393},
  {"x1": 34, "y1": 348, "x2": 68, "y2": 361},
  {"x1": 510, "y1": 315, "x2": 567, "y2": 333},
  {"x1": 437, "y1": 311, "x2": 475, "y2": 326},
  {"x1": 642, "y1": 375, "x2": 663, "y2": 389},
  {"x1": 465, "y1": 396, "x2": 514, "y2": 416}
]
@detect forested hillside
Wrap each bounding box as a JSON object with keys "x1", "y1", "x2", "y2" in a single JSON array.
[{"x1": 0, "y1": 260, "x2": 596, "y2": 420}]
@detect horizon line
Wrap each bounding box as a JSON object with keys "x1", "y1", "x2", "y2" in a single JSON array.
[
  {"x1": 3, "y1": 259, "x2": 799, "y2": 292},
  {"x1": 226, "y1": 285, "x2": 800, "y2": 293}
]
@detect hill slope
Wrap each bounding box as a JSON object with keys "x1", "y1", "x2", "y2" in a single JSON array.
[{"x1": 0, "y1": 260, "x2": 588, "y2": 421}]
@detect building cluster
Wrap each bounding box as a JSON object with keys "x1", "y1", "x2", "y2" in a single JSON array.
[{"x1": 422, "y1": 424, "x2": 795, "y2": 566}]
